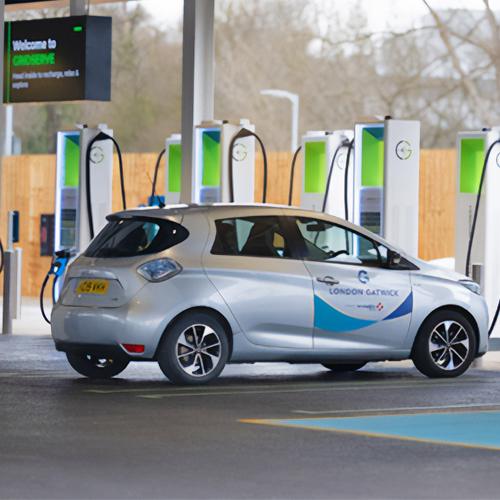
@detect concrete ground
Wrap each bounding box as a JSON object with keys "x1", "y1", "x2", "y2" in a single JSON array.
[
  {"x1": 5, "y1": 296, "x2": 53, "y2": 336},
  {"x1": 3, "y1": 298, "x2": 500, "y2": 499}
]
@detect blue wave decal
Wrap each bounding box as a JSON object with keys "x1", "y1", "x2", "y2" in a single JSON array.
[
  {"x1": 382, "y1": 292, "x2": 413, "y2": 321},
  {"x1": 314, "y1": 295, "x2": 377, "y2": 332},
  {"x1": 314, "y1": 292, "x2": 413, "y2": 333}
]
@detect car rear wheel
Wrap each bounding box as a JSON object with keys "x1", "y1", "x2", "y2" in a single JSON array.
[
  {"x1": 66, "y1": 352, "x2": 130, "y2": 379},
  {"x1": 412, "y1": 310, "x2": 476, "y2": 378},
  {"x1": 158, "y1": 312, "x2": 229, "y2": 385},
  {"x1": 322, "y1": 362, "x2": 366, "y2": 373}
]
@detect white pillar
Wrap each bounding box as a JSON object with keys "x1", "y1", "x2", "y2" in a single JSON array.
[
  {"x1": 180, "y1": 0, "x2": 215, "y2": 204},
  {"x1": 70, "y1": 0, "x2": 87, "y2": 16}
]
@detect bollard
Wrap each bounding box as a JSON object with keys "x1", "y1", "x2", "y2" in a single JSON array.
[
  {"x1": 12, "y1": 248, "x2": 22, "y2": 319},
  {"x1": 2, "y1": 250, "x2": 13, "y2": 334},
  {"x1": 2, "y1": 211, "x2": 22, "y2": 333},
  {"x1": 472, "y1": 263, "x2": 484, "y2": 291},
  {"x1": 471, "y1": 263, "x2": 484, "y2": 368}
]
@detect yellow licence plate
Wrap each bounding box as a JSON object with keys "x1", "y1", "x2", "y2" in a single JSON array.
[{"x1": 75, "y1": 279, "x2": 109, "y2": 295}]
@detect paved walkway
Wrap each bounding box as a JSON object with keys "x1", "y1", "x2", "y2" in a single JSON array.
[{"x1": 1, "y1": 296, "x2": 52, "y2": 336}]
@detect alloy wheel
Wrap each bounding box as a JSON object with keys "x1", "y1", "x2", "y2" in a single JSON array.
[
  {"x1": 429, "y1": 320, "x2": 470, "y2": 371},
  {"x1": 175, "y1": 324, "x2": 222, "y2": 377}
]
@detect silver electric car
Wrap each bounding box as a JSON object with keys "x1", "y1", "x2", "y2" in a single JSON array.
[{"x1": 51, "y1": 204, "x2": 489, "y2": 384}]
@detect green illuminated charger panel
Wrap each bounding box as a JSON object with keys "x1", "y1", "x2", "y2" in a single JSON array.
[
  {"x1": 304, "y1": 141, "x2": 327, "y2": 193},
  {"x1": 167, "y1": 144, "x2": 182, "y2": 193},
  {"x1": 460, "y1": 138, "x2": 485, "y2": 194},
  {"x1": 361, "y1": 127, "x2": 384, "y2": 187},
  {"x1": 201, "y1": 130, "x2": 221, "y2": 187}
]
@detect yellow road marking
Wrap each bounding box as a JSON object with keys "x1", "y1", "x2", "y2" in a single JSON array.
[{"x1": 240, "y1": 417, "x2": 500, "y2": 452}]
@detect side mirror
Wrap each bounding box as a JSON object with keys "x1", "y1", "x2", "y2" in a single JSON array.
[{"x1": 389, "y1": 250, "x2": 402, "y2": 268}]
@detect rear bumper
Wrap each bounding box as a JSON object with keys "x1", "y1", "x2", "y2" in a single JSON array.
[
  {"x1": 54, "y1": 340, "x2": 142, "y2": 360},
  {"x1": 51, "y1": 299, "x2": 164, "y2": 359}
]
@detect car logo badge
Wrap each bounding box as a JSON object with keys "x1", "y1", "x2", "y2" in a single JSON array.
[{"x1": 358, "y1": 270, "x2": 369, "y2": 284}]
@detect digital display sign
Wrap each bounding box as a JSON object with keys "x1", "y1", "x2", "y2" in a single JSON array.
[
  {"x1": 4, "y1": 16, "x2": 112, "y2": 103},
  {"x1": 6, "y1": 1, "x2": 54, "y2": 4}
]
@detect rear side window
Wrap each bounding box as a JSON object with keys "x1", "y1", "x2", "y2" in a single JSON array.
[
  {"x1": 84, "y1": 217, "x2": 189, "y2": 258},
  {"x1": 211, "y1": 216, "x2": 291, "y2": 258}
]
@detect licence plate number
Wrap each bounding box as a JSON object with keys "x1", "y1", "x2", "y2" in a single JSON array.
[{"x1": 75, "y1": 279, "x2": 109, "y2": 295}]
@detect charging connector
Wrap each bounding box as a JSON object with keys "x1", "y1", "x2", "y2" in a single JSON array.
[{"x1": 40, "y1": 249, "x2": 73, "y2": 324}]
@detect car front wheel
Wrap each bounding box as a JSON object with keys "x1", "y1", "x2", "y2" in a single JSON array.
[
  {"x1": 66, "y1": 352, "x2": 130, "y2": 379},
  {"x1": 412, "y1": 310, "x2": 476, "y2": 378},
  {"x1": 158, "y1": 312, "x2": 229, "y2": 385}
]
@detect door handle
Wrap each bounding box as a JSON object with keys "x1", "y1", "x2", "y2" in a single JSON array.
[{"x1": 316, "y1": 276, "x2": 339, "y2": 286}]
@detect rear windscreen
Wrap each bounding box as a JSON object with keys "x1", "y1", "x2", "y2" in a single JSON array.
[{"x1": 84, "y1": 217, "x2": 189, "y2": 258}]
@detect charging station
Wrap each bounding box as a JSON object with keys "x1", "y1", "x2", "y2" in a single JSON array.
[
  {"x1": 300, "y1": 130, "x2": 353, "y2": 216},
  {"x1": 193, "y1": 119, "x2": 255, "y2": 204},
  {"x1": 353, "y1": 117, "x2": 420, "y2": 256},
  {"x1": 455, "y1": 128, "x2": 500, "y2": 336},
  {"x1": 54, "y1": 125, "x2": 113, "y2": 254},
  {"x1": 164, "y1": 133, "x2": 182, "y2": 205}
]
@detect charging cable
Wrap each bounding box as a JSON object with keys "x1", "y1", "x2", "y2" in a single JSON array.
[
  {"x1": 465, "y1": 138, "x2": 500, "y2": 277},
  {"x1": 288, "y1": 145, "x2": 302, "y2": 206},
  {"x1": 343, "y1": 139, "x2": 355, "y2": 220},
  {"x1": 149, "y1": 148, "x2": 166, "y2": 207},
  {"x1": 322, "y1": 139, "x2": 351, "y2": 213},
  {"x1": 85, "y1": 132, "x2": 126, "y2": 240},
  {"x1": 0, "y1": 239, "x2": 4, "y2": 274},
  {"x1": 464, "y1": 138, "x2": 500, "y2": 336},
  {"x1": 228, "y1": 128, "x2": 268, "y2": 203}
]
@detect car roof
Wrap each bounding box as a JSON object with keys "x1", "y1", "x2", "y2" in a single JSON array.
[{"x1": 110, "y1": 203, "x2": 401, "y2": 252}]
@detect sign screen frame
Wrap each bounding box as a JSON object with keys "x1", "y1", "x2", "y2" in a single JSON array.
[{"x1": 4, "y1": 15, "x2": 111, "y2": 103}]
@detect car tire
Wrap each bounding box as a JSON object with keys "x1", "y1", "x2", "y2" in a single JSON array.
[
  {"x1": 322, "y1": 362, "x2": 366, "y2": 373},
  {"x1": 158, "y1": 311, "x2": 230, "y2": 385},
  {"x1": 66, "y1": 352, "x2": 130, "y2": 379},
  {"x1": 412, "y1": 310, "x2": 476, "y2": 378}
]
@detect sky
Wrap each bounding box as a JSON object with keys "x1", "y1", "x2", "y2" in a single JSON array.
[{"x1": 135, "y1": 0, "x2": 500, "y2": 31}]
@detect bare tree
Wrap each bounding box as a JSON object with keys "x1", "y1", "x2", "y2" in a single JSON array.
[
  {"x1": 421, "y1": 0, "x2": 499, "y2": 128},
  {"x1": 10, "y1": 0, "x2": 500, "y2": 153}
]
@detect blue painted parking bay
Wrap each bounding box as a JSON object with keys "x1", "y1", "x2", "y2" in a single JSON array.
[{"x1": 244, "y1": 411, "x2": 500, "y2": 450}]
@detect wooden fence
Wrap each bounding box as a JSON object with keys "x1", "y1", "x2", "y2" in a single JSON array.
[{"x1": 1, "y1": 149, "x2": 456, "y2": 296}]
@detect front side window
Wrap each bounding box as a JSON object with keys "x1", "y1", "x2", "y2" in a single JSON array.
[
  {"x1": 295, "y1": 217, "x2": 388, "y2": 267},
  {"x1": 85, "y1": 217, "x2": 189, "y2": 258},
  {"x1": 211, "y1": 216, "x2": 291, "y2": 258}
]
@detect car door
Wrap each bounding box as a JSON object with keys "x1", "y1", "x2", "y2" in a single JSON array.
[
  {"x1": 291, "y1": 216, "x2": 413, "y2": 354},
  {"x1": 202, "y1": 214, "x2": 313, "y2": 349}
]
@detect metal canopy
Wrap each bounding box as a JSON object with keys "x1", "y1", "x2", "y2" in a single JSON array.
[{"x1": 5, "y1": 0, "x2": 127, "y2": 11}]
